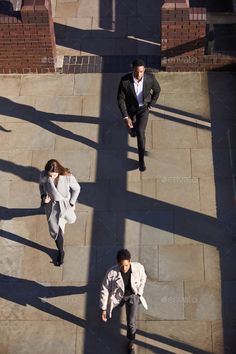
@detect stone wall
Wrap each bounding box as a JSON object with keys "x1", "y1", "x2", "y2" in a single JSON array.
[{"x1": 0, "y1": 0, "x2": 56, "y2": 73}]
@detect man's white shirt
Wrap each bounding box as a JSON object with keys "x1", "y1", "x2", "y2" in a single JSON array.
[
  {"x1": 133, "y1": 74, "x2": 144, "y2": 107},
  {"x1": 124, "y1": 75, "x2": 144, "y2": 120}
]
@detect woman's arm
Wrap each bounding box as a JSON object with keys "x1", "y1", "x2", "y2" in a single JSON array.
[
  {"x1": 39, "y1": 171, "x2": 47, "y2": 204},
  {"x1": 69, "y1": 175, "x2": 81, "y2": 206}
]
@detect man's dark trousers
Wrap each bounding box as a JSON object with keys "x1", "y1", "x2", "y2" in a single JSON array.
[
  {"x1": 121, "y1": 294, "x2": 140, "y2": 341},
  {"x1": 132, "y1": 105, "x2": 149, "y2": 163}
]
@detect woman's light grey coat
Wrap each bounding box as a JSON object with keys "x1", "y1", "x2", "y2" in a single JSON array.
[
  {"x1": 39, "y1": 172, "x2": 81, "y2": 239},
  {"x1": 100, "y1": 262, "x2": 148, "y2": 318}
]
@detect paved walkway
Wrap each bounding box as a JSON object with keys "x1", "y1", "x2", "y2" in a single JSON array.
[{"x1": 0, "y1": 1, "x2": 236, "y2": 354}]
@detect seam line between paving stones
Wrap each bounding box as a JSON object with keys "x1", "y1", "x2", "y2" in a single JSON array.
[{"x1": 203, "y1": 244, "x2": 206, "y2": 281}]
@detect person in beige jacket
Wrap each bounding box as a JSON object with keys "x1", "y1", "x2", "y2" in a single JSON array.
[{"x1": 100, "y1": 249, "x2": 147, "y2": 352}]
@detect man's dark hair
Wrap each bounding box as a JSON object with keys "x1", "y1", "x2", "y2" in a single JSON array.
[
  {"x1": 116, "y1": 249, "x2": 131, "y2": 262},
  {"x1": 132, "y1": 58, "x2": 145, "y2": 68}
]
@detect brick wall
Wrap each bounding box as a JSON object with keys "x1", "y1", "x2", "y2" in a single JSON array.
[
  {"x1": 161, "y1": 0, "x2": 236, "y2": 71},
  {"x1": 0, "y1": 0, "x2": 56, "y2": 74}
]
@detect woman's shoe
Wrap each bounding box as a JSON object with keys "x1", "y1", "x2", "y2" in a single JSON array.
[
  {"x1": 56, "y1": 250, "x2": 65, "y2": 266},
  {"x1": 139, "y1": 160, "x2": 146, "y2": 172},
  {"x1": 128, "y1": 340, "x2": 135, "y2": 353}
]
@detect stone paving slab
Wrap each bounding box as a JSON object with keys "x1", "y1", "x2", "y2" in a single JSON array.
[
  {"x1": 137, "y1": 320, "x2": 213, "y2": 353},
  {"x1": 212, "y1": 320, "x2": 224, "y2": 354},
  {"x1": 67, "y1": 17, "x2": 93, "y2": 31},
  {"x1": 0, "y1": 216, "x2": 37, "y2": 244},
  {"x1": 74, "y1": 0, "x2": 100, "y2": 18},
  {"x1": 22, "y1": 246, "x2": 63, "y2": 282},
  {"x1": 191, "y1": 148, "x2": 214, "y2": 178},
  {"x1": 54, "y1": 122, "x2": 100, "y2": 150},
  {"x1": 156, "y1": 177, "x2": 201, "y2": 212},
  {"x1": 163, "y1": 92, "x2": 210, "y2": 120},
  {"x1": 35, "y1": 95, "x2": 83, "y2": 115},
  {"x1": 199, "y1": 177, "x2": 217, "y2": 216},
  {"x1": 0, "y1": 123, "x2": 55, "y2": 151},
  {"x1": 204, "y1": 245, "x2": 221, "y2": 281},
  {"x1": 0, "y1": 76, "x2": 21, "y2": 96},
  {"x1": 21, "y1": 75, "x2": 75, "y2": 96},
  {"x1": 63, "y1": 246, "x2": 96, "y2": 282},
  {"x1": 157, "y1": 72, "x2": 203, "y2": 95},
  {"x1": 140, "y1": 245, "x2": 158, "y2": 280},
  {"x1": 82, "y1": 95, "x2": 101, "y2": 117},
  {"x1": 141, "y1": 210, "x2": 174, "y2": 245},
  {"x1": 0, "y1": 181, "x2": 10, "y2": 207},
  {"x1": 56, "y1": 2, "x2": 79, "y2": 18},
  {"x1": 8, "y1": 181, "x2": 40, "y2": 209},
  {"x1": 0, "y1": 245, "x2": 24, "y2": 278},
  {"x1": 140, "y1": 280, "x2": 185, "y2": 320},
  {"x1": 0, "y1": 321, "x2": 77, "y2": 354},
  {"x1": 74, "y1": 73, "x2": 102, "y2": 95},
  {"x1": 140, "y1": 178, "x2": 156, "y2": 198},
  {"x1": 184, "y1": 280, "x2": 222, "y2": 320},
  {"x1": 153, "y1": 118, "x2": 198, "y2": 149},
  {"x1": 197, "y1": 124, "x2": 213, "y2": 148},
  {"x1": 137, "y1": 148, "x2": 192, "y2": 180},
  {"x1": 159, "y1": 245, "x2": 204, "y2": 281}
]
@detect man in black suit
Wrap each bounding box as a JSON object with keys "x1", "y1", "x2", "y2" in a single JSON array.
[{"x1": 117, "y1": 59, "x2": 161, "y2": 171}]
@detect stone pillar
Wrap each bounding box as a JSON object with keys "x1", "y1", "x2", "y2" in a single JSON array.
[
  {"x1": 161, "y1": 0, "x2": 207, "y2": 71},
  {"x1": 0, "y1": 0, "x2": 56, "y2": 74},
  {"x1": 161, "y1": 0, "x2": 236, "y2": 71}
]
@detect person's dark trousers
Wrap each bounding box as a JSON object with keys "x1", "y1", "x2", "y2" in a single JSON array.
[
  {"x1": 132, "y1": 106, "x2": 149, "y2": 162},
  {"x1": 55, "y1": 229, "x2": 64, "y2": 254},
  {"x1": 124, "y1": 294, "x2": 140, "y2": 341}
]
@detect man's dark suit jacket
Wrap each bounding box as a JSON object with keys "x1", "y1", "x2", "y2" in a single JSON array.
[{"x1": 117, "y1": 72, "x2": 161, "y2": 119}]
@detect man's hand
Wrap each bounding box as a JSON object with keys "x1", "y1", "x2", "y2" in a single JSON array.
[
  {"x1": 124, "y1": 117, "x2": 133, "y2": 129},
  {"x1": 101, "y1": 310, "x2": 107, "y2": 322}
]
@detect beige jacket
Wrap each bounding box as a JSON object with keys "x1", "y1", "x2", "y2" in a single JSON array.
[{"x1": 100, "y1": 262, "x2": 147, "y2": 318}]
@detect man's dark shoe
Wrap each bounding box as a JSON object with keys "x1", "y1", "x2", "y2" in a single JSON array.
[
  {"x1": 139, "y1": 161, "x2": 146, "y2": 172},
  {"x1": 129, "y1": 128, "x2": 136, "y2": 137},
  {"x1": 56, "y1": 250, "x2": 65, "y2": 266}
]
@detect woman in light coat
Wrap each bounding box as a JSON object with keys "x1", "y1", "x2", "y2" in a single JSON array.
[{"x1": 39, "y1": 159, "x2": 81, "y2": 266}]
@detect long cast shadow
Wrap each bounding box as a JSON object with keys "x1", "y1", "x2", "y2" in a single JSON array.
[
  {"x1": 152, "y1": 103, "x2": 211, "y2": 131},
  {"x1": 0, "y1": 96, "x2": 139, "y2": 155},
  {"x1": 0, "y1": 97, "x2": 100, "y2": 150},
  {"x1": 0, "y1": 160, "x2": 40, "y2": 182},
  {"x1": 0, "y1": 273, "x2": 86, "y2": 326},
  {"x1": 0, "y1": 229, "x2": 57, "y2": 264},
  {"x1": 122, "y1": 325, "x2": 211, "y2": 354},
  {"x1": 208, "y1": 72, "x2": 236, "y2": 353},
  {"x1": 0, "y1": 206, "x2": 44, "y2": 220}
]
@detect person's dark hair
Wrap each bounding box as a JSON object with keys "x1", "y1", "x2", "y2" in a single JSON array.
[
  {"x1": 132, "y1": 58, "x2": 145, "y2": 68},
  {"x1": 44, "y1": 159, "x2": 71, "y2": 176},
  {"x1": 116, "y1": 249, "x2": 131, "y2": 262}
]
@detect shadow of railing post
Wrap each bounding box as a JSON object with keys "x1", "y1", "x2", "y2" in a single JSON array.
[{"x1": 208, "y1": 71, "x2": 236, "y2": 353}]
